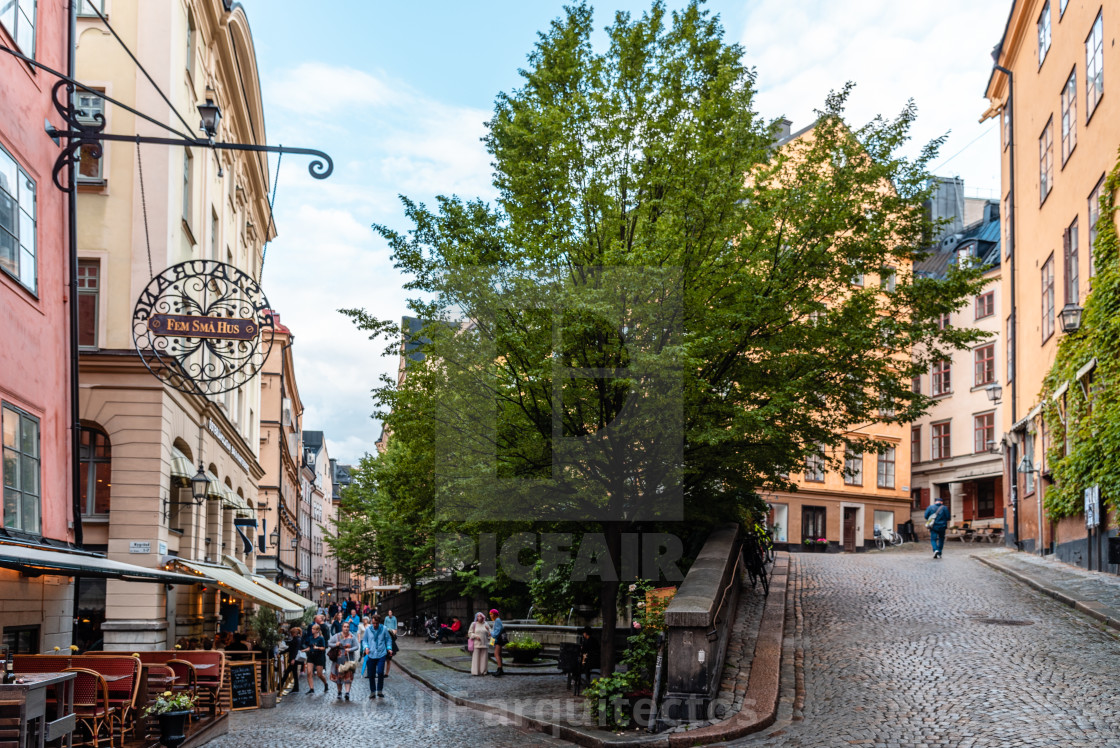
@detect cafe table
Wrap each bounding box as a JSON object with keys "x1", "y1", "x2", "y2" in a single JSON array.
[{"x1": 0, "y1": 671, "x2": 76, "y2": 748}]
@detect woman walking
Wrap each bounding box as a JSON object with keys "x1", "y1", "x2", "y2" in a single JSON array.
[
  {"x1": 328, "y1": 621, "x2": 360, "y2": 701},
  {"x1": 305, "y1": 623, "x2": 329, "y2": 693},
  {"x1": 467, "y1": 612, "x2": 490, "y2": 676},
  {"x1": 488, "y1": 608, "x2": 505, "y2": 677}
]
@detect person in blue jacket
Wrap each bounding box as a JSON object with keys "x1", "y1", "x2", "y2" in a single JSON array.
[
  {"x1": 488, "y1": 608, "x2": 505, "y2": 677},
  {"x1": 924, "y1": 496, "x2": 950, "y2": 559},
  {"x1": 361, "y1": 614, "x2": 392, "y2": 698}
]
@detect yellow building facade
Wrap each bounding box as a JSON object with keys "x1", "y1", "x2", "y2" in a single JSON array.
[
  {"x1": 984, "y1": 0, "x2": 1117, "y2": 561},
  {"x1": 74, "y1": 0, "x2": 278, "y2": 648}
]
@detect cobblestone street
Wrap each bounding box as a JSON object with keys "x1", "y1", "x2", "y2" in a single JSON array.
[
  {"x1": 738, "y1": 545, "x2": 1120, "y2": 747},
  {"x1": 201, "y1": 663, "x2": 569, "y2": 748}
]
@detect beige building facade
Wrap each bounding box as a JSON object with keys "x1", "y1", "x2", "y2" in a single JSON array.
[
  {"x1": 984, "y1": 0, "x2": 1118, "y2": 563},
  {"x1": 74, "y1": 0, "x2": 278, "y2": 648}
]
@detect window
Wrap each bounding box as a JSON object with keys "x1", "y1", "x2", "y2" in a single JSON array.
[
  {"x1": 1024, "y1": 430, "x2": 1036, "y2": 495},
  {"x1": 804, "y1": 446, "x2": 825, "y2": 483},
  {"x1": 1038, "y1": 1, "x2": 1051, "y2": 66},
  {"x1": 79, "y1": 426, "x2": 111, "y2": 515},
  {"x1": 974, "y1": 413, "x2": 995, "y2": 454},
  {"x1": 974, "y1": 344, "x2": 996, "y2": 386},
  {"x1": 182, "y1": 150, "x2": 193, "y2": 226},
  {"x1": 78, "y1": 1, "x2": 104, "y2": 16},
  {"x1": 1064, "y1": 217, "x2": 1079, "y2": 303},
  {"x1": 911, "y1": 375, "x2": 921, "y2": 394},
  {"x1": 1060, "y1": 68, "x2": 1077, "y2": 164},
  {"x1": 911, "y1": 426, "x2": 922, "y2": 464},
  {"x1": 876, "y1": 447, "x2": 896, "y2": 489},
  {"x1": 843, "y1": 449, "x2": 863, "y2": 486},
  {"x1": 2, "y1": 404, "x2": 40, "y2": 533},
  {"x1": 882, "y1": 267, "x2": 896, "y2": 293},
  {"x1": 1004, "y1": 193, "x2": 1013, "y2": 258},
  {"x1": 1002, "y1": 108, "x2": 1011, "y2": 151},
  {"x1": 932, "y1": 421, "x2": 951, "y2": 460},
  {"x1": 1006, "y1": 316, "x2": 1014, "y2": 382},
  {"x1": 801, "y1": 506, "x2": 825, "y2": 543},
  {"x1": 77, "y1": 260, "x2": 100, "y2": 348},
  {"x1": 1089, "y1": 176, "x2": 1104, "y2": 278},
  {"x1": 2, "y1": 625, "x2": 39, "y2": 655},
  {"x1": 0, "y1": 144, "x2": 37, "y2": 293},
  {"x1": 186, "y1": 11, "x2": 195, "y2": 76},
  {"x1": 976, "y1": 480, "x2": 996, "y2": 519},
  {"x1": 975, "y1": 291, "x2": 995, "y2": 319},
  {"x1": 1086, "y1": 11, "x2": 1104, "y2": 120},
  {"x1": 932, "y1": 360, "x2": 951, "y2": 397},
  {"x1": 211, "y1": 210, "x2": 219, "y2": 260},
  {"x1": 76, "y1": 91, "x2": 106, "y2": 182},
  {"x1": 937, "y1": 312, "x2": 950, "y2": 330},
  {"x1": 1059, "y1": 0, "x2": 1069, "y2": 16},
  {"x1": 0, "y1": 0, "x2": 36, "y2": 57},
  {"x1": 850, "y1": 269, "x2": 864, "y2": 287},
  {"x1": 1039, "y1": 117, "x2": 1054, "y2": 203},
  {"x1": 1041, "y1": 253, "x2": 1055, "y2": 341}
]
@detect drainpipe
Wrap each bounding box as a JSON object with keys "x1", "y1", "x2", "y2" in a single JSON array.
[
  {"x1": 993, "y1": 63, "x2": 1020, "y2": 552},
  {"x1": 67, "y1": 0, "x2": 83, "y2": 548}
]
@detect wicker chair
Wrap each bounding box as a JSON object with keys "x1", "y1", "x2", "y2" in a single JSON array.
[{"x1": 65, "y1": 668, "x2": 116, "y2": 748}]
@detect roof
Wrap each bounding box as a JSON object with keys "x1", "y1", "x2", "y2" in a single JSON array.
[{"x1": 302, "y1": 431, "x2": 324, "y2": 451}]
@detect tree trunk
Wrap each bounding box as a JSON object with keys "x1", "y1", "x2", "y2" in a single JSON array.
[{"x1": 599, "y1": 521, "x2": 623, "y2": 676}]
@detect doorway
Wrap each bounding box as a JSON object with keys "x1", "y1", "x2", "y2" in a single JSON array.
[{"x1": 843, "y1": 507, "x2": 858, "y2": 552}]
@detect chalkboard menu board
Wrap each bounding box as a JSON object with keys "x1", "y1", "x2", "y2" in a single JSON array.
[{"x1": 229, "y1": 662, "x2": 259, "y2": 711}]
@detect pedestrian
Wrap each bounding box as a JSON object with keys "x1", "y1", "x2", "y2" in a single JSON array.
[
  {"x1": 328, "y1": 621, "x2": 360, "y2": 701},
  {"x1": 361, "y1": 614, "x2": 392, "y2": 699},
  {"x1": 328, "y1": 600, "x2": 339, "y2": 620},
  {"x1": 488, "y1": 609, "x2": 506, "y2": 677},
  {"x1": 330, "y1": 610, "x2": 344, "y2": 636},
  {"x1": 924, "y1": 496, "x2": 950, "y2": 559},
  {"x1": 436, "y1": 616, "x2": 462, "y2": 643},
  {"x1": 467, "y1": 612, "x2": 490, "y2": 676},
  {"x1": 279, "y1": 626, "x2": 305, "y2": 695},
  {"x1": 305, "y1": 623, "x2": 329, "y2": 693},
  {"x1": 345, "y1": 607, "x2": 361, "y2": 633},
  {"x1": 382, "y1": 609, "x2": 398, "y2": 676},
  {"x1": 357, "y1": 616, "x2": 369, "y2": 643}
]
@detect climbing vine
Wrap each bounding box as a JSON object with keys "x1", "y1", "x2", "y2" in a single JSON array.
[{"x1": 1040, "y1": 148, "x2": 1120, "y2": 520}]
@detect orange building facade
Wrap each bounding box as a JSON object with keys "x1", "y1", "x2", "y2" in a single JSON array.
[{"x1": 984, "y1": 0, "x2": 1118, "y2": 564}]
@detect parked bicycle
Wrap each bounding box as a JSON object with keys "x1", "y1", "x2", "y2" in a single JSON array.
[
  {"x1": 741, "y1": 528, "x2": 773, "y2": 596},
  {"x1": 873, "y1": 526, "x2": 904, "y2": 550}
]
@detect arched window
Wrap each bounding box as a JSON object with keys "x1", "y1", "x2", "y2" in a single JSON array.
[{"x1": 79, "y1": 426, "x2": 111, "y2": 515}]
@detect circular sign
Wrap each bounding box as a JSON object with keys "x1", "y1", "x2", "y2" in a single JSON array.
[{"x1": 132, "y1": 260, "x2": 274, "y2": 396}]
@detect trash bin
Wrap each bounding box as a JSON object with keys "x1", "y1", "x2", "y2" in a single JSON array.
[{"x1": 1108, "y1": 536, "x2": 1120, "y2": 566}]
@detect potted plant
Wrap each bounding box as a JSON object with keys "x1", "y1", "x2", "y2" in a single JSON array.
[
  {"x1": 249, "y1": 607, "x2": 282, "y2": 707},
  {"x1": 144, "y1": 691, "x2": 196, "y2": 748},
  {"x1": 814, "y1": 538, "x2": 829, "y2": 552},
  {"x1": 504, "y1": 634, "x2": 544, "y2": 664}
]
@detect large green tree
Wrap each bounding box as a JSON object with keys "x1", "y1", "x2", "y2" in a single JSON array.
[{"x1": 343, "y1": 1, "x2": 985, "y2": 674}]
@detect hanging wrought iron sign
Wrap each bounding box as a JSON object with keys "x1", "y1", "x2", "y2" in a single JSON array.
[{"x1": 133, "y1": 260, "x2": 274, "y2": 396}]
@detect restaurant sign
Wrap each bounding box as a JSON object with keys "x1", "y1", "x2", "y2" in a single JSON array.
[
  {"x1": 132, "y1": 260, "x2": 274, "y2": 396},
  {"x1": 148, "y1": 314, "x2": 258, "y2": 341}
]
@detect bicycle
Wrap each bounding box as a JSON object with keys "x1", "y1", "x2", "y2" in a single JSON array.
[
  {"x1": 874, "y1": 527, "x2": 903, "y2": 550},
  {"x1": 741, "y1": 531, "x2": 772, "y2": 596}
]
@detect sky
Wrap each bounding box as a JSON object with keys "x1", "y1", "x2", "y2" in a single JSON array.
[{"x1": 240, "y1": 0, "x2": 1011, "y2": 465}]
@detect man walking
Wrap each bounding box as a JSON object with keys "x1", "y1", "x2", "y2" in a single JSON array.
[
  {"x1": 361, "y1": 614, "x2": 392, "y2": 699},
  {"x1": 924, "y1": 496, "x2": 950, "y2": 559}
]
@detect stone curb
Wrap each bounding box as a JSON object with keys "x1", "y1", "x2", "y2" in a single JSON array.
[
  {"x1": 972, "y1": 553, "x2": 1120, "y2": 633},
  {"x1": 393, "y1": 553, "x2": 792, "y2": 748},
  {"x1": 414, "y1": 650, "x2": 560, "y2": 676}
]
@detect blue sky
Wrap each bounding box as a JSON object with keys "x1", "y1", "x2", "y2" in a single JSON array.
[{"x1": 239, "y1": 0, "x2": 1010, "y2": 464}]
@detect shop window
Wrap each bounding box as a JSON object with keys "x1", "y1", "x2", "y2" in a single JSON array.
[
  {"x1": 801, "y1": 506, "x2": 825, "y2": 543},
  {"x1": 75, "y1": 578, "x2": 106, "y2": 652},
  {"x1": 2, "y1": 625, "x2": 39, "y2": 655},
  {"x1": 976, "y1": 480, "x2": 996, "y2": 519}
]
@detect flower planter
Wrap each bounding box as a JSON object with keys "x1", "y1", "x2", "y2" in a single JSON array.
[
  {"x1": 157, "y1": 710, "x2": 192, "y2": 748},
  {"x1": 509, "y1": 649, "x2": 539, "y2": 664}
]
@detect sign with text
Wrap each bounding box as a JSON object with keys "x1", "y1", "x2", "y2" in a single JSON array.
[
  {"x1": 147, "y1": 314, "x2": 258, "y2": 341},
  {"x1": 129, "y1": 541, "x2": 150, "y2": 554},
  {"x1": 228, "y1": 662, "x2": 259, "y2": 711},
  {"x1": 1085, "y1": 485, "x2": 1100, "y2": 528}
]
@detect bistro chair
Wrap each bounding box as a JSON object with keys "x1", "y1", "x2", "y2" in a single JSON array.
[
  {"x1": 64, "y1": 667, "x2": 116, "y2": 748},
  {"x1": 166, "y1": 660, "x2": 198, "y2": 718}
]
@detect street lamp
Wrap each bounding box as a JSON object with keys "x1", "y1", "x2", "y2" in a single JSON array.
[
  {"x1": 190, "y1": 464, "x2": 210, "y2": 504},
  {"x1": 269, "y1": 529, "x2": 280, "y2": 547},
  {"x1": 985, "y1": 383, "x2": 1003, "y2": 403},
  {"x1": 290, "y1": 537, "x2": 298, "y2": 549},
  {"x1": 1058, "y1": 303, "x2": 1083, "y2": 334},
  {"x1": 197, "y1": 98, "x2": 221, "y2": 139}
]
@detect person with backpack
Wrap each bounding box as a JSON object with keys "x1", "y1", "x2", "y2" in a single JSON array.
[{"x1": 924, "y1": 496, "x2": 950, "y2": 559}]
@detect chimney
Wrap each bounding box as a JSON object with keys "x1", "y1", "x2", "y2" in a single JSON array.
[{"x1": 776, "y1": 118, "x2": 793, "y2": 142}]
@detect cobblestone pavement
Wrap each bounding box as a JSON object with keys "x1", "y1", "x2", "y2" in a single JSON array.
[
  {"x1": 735, "y1": 544, "x2": 1120, "y2": 747},
  {"x1": 201, "y1": 655, "x2": 570, "y2": 748}
]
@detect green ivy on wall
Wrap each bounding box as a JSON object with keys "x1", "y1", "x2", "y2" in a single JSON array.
[{"x1": 1040, "y1": 149, "x2": 1120, "y2": 521}]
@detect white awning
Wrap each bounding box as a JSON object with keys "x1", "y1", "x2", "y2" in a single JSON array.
[
  {"x1": 169, "y1": 448, "x2": 194, "y2": 480},
  {"x1": 0, "y1": 541, "x2": 207, "y2": 585},
  {"x1": 173, "y1": 559, "x2": 303, "y2": 620},
  {"x1": 249, "y1": 574, "x2": 315, "y2": 612}
]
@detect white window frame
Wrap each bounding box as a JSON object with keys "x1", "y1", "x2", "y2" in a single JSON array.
[{"x1": 0, "y1": 144, "x2": 37, "y2": 294}]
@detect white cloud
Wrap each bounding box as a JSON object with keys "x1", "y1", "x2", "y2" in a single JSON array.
[
  {"x1": 257, "y1": 61, "x2": 495, "y2": 463},
  {"x1": 739, "y1": 0, "x2": 1009, "y2": 197}
]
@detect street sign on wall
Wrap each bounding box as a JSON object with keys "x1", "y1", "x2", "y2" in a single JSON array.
[{"x1": 1085, "y1": 485, "x2": 1100, "y2": 528}]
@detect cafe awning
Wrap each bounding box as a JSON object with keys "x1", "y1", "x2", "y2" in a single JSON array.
[
  {"x1": 169, "y1": 447, "x2": 194, "y2": 480},
  {"x1": 174, "y1": 559, "x2": 303, "y2": 620},
  {"x1": 0, "y1": 542, "x2": 208, "y2": 584},
  {"x1": 249, "y1": 574, "x2": 315, "y2": 612}
]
